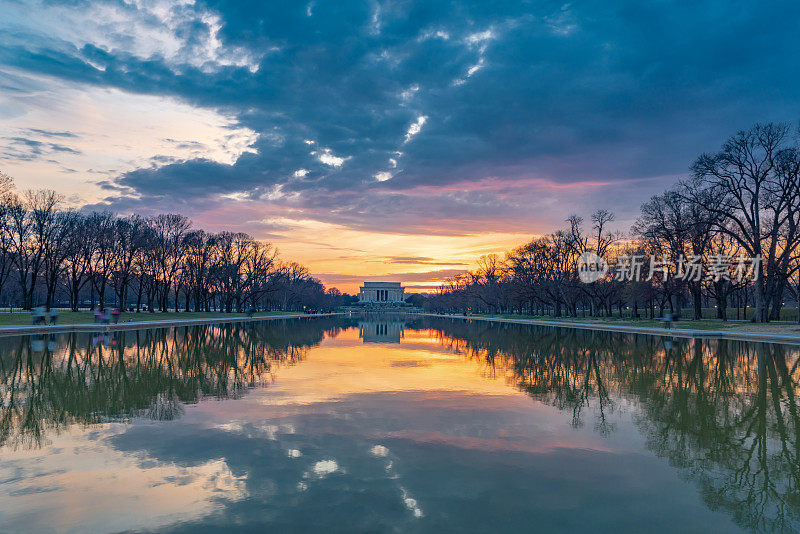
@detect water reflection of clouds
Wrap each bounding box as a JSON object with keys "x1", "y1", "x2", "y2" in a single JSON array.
[
  {"x1": 256, "y1": 340, "x2": 514, "y2": 408},
  {"x1": 2, "y1": 318, "x2": 781, "y2": 531},
  {"x1": 0, "y1": 423, "x2": 247, "y2": 532},
  {"x1": 102, "y1": 404, "x2": 433, "y2": 529},
  {"x1": 370, "y1": 445, "x2": 389, "y2": 457},
  {"x1": 211, "y1": 421, "x2": 297, "y2": 441},
  {"x1": 98, "y1": 385, "x2": 724, "y2": 532},
  {"x1": 369, "y1": 443, "x2": 423, "y2": 518}
]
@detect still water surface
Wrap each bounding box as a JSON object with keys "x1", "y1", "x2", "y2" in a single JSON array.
[{"x1": 1, "y1": 315, "x2": 798, "y2": 533}]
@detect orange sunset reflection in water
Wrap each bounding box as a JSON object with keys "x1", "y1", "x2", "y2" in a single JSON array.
[{"x1": 1, "y1": 315, "x2": 798, "y2": 532}]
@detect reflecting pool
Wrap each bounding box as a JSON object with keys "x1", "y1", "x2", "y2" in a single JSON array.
[{"x1": 1, "y1": 315, "x2": 799, "y2": 532}]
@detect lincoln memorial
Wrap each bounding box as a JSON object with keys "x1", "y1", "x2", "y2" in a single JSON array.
[{"x1": 358, "y1": 281, "x2": 405, "y2": 303}]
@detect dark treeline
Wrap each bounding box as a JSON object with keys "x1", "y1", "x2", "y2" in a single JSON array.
[
  {"x1": 0, "y1": 173, "x2": 350, "y2": 312},
  {"x1": 424, "y1": 122, "x2": 800, "y2": 323},
  {"x1": 420, "y1": 316, "x2": 800, "y2": 531}
]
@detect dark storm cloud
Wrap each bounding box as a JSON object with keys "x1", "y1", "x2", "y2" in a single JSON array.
[{"x1": 3, "y1": 0, "x2": 800, "y2": 232}]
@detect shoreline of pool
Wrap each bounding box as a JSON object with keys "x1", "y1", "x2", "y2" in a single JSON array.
[
  {"x1": 0, "y1": 312, "x2": 344, "y2": 337},
  {"x1": 421, "y1": 313, "x2": 800, "y2": 345}
]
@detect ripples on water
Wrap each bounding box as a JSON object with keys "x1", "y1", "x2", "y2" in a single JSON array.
[{"x1": 1, "y1": 315, "x2": 799, "y2": 533}]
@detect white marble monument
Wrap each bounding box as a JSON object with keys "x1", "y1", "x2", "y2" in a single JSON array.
[{"x1": 358, "y1": 282, "x2": 405, "y2": 304}]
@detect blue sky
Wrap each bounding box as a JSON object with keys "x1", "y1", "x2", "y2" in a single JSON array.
[{"x1": 1, "y1": 0, "x2": 799, "y2": 291}]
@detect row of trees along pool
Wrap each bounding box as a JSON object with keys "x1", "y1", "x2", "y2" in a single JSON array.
[
  {"x1": 424, "y1": 122, "x2": 800, "y2": 323},
  {"x1": 0, "y1": 174, "x2": 350, "y2": 312}
]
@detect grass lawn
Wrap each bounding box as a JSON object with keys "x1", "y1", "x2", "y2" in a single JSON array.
[
  {"x1": 0, "y1": 310, "x2": 301, "y2": 327},
  {"x1": 470, "y1": 306, "x2": 800, "y2": 322},
  {"x1": 470, "y1": 313, "x2": 738, "y2": 329}
]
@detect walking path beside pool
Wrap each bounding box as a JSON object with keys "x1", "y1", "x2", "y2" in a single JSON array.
[
  {"x1": 0, "y1": 312, "x2": 343, "y2": 337},
  {"x1": 422, "y1": 313, "x2": 800, "y2": 345}
]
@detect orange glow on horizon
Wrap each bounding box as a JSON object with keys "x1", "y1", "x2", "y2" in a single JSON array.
[{"x1": 251, "y1": 220, "x2": 533, "y2": 294}]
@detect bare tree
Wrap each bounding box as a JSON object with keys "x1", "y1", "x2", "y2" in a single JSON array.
[
  {"x1": 686, "y1": 122, "x2": 800, "y2": 322},
  {"x1": 150, "y1": 214, "x2": 190, "y2": 311},
  {"x1": 87, "y1": 212, "x2": 115, "y2": 308},
  {"x1": 0, "y1": 196, "x2": 16, "y2": 302},
  {"x1": 41, "y1": 210, "x2": 75, "y2": 308},
  {"x1": 64, "y1": 213, "x2": 95, "y2": 311},
  {"x1": 110, "y1": 215, "x2": 147, "y2": 309},
  {"x1": 634, "y1": 189, "x2": 717, "y2": 319},
  {"x1": 8, "y1": 190, "x2": 61, "y2": 309},
  {"x1": 0, "y1": 171, "x2": 14, "y2": 199},
  {"x1": 591, "y1": 209, "x2": 618, "y2": 258}
]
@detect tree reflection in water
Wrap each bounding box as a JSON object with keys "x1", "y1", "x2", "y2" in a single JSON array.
[
  {"x1": 417, "y1": 317, "x2": 800, "y2": 533},
  {"x1": 0, "y1": 317, "x2": 350, "y2": 451},
  {"x1": 4, "y1": 315, "x2": 800, "y2": 531}
]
